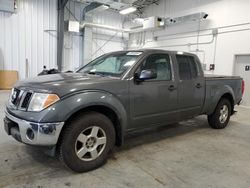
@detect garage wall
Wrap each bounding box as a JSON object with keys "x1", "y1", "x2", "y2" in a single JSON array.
[
  {"x1": 0, "y1": 0, "x2": 126, "y2": 78},
  {"x1": 92, "y1": 11, "x2": 126, "y2": 59},
  {"x1": 63, "y1": 2, "x2": 85, "y2": 72},
  {"x1": 0, "y1": 0, "x2": 57, "y2": 80},
  {"x1": 63, "y1": 4, "x2": 126, "y2": 71},
  {"x1": 129, "y1": 0, "x2": 250, "y2": 75}
]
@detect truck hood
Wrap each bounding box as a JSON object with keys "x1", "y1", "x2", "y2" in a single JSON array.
[{"x1": 15, "y1": 73, "x2": 122, "y2": 97}]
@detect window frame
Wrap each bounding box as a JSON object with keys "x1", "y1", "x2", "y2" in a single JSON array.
[
  {"x1": 135, "y1": 53, "x2": 174, "y2": 82},
  {"x1": 188, "y1": 56, "x2": 199, "y2": 79},
  {"x1": 176, "y1": 55, "x2": 200, "y2": 81}
]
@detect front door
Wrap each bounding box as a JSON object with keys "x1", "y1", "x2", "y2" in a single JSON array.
[{"x1": 129, "y1": 53, "x2": 178, "y2": 130}]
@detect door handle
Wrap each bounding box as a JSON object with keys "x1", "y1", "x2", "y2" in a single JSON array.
[
  {"x1": 196, "y1": 83, "x2": 202, "y2": 89},
  {"x1": 168, "y1": 85, "x2": 176, "y2": 91}
]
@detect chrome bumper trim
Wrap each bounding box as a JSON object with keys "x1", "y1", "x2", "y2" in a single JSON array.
[{"x1": 5, "y1": 110, "x2": 64, "y2": 146}]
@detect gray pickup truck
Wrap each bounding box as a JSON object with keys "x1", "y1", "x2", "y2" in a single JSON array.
[{"x1": 4, "y1": 49, "x2": 244, "y2": 172}]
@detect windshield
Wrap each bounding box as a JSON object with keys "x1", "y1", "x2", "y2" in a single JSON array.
[{"x1": 77, "y1": 52, "x2": 143, "y2": 77}]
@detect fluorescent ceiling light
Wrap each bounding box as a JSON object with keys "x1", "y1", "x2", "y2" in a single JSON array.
[
  {"x1": 92, "y1": 4, "x2": 110, "y2": 12},
  {"x1": 133, "y1": 18, "x2": 144, "y2": 24},
  {"x1": 86, "y1": 4, "x2": 109, "y2": 15},
  {"x1": 119, "y1": 7, "x2": 137, "y2": 15},
  {"x1": 99, "y1": 4, "x2": 110, "y2": 11}
]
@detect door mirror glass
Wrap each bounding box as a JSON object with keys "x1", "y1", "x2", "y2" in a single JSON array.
[{"x1": 136, "y1": 69, "x2": 157, "y2": 81}]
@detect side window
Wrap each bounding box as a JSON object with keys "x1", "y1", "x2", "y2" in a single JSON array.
[
  {"x1": 141, "y1": 54, "x2": 172, "y2": 81},
  {"x1": 188, "y1": 56, "x2": 198, "y2": 78},
  {"x1": 176, "y1": 55, "x2": 198, "y2": 80},
  {"x1": 176, "y1": 55, "x2": 191, "y2": 80}
]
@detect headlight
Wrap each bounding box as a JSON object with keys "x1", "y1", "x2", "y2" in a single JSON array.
[{"x1": 28, "y1": 93, "x2": 60, "y2": 112}]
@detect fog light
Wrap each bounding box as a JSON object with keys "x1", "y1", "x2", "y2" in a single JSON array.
[{"x1": 26, "y1": 128, "x2": 35, "y2": 140}]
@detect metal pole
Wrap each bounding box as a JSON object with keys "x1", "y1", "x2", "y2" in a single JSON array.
[{"x1": 57, "y1": 0, "x2": 69, "y2": 71}]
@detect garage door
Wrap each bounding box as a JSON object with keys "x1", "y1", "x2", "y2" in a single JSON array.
[{"x1": 234, "y1": 55, "x2": 250, "y2": 107}]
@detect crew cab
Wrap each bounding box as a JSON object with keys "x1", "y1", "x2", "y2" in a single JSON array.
[{"x1": 4, "y1": 49, "x2": 244, "y2": 172}]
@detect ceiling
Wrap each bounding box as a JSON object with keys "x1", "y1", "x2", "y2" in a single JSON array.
[{"x1": 72, "y1": 0, "x2": 160, "y2": 13}]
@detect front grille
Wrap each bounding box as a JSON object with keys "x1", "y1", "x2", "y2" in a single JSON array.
[
  {"x1": 21, "y1": 92, "x2": 32, "y2": 109},
  {"x1": 10, "y1": 88, "x2": 21, "y2": 106},
  {"x1": 10, "y1": 89, "x2": 33, "y2": 110}
]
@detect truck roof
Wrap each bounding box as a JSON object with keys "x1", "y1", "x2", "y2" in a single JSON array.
[{"x1": 112, "y1": 49, "x2": 197, "y2": 56}]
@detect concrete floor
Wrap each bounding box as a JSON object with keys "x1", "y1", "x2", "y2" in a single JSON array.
[{"x1": 1, "y1": 90, "x2": 250, "y2": 188}]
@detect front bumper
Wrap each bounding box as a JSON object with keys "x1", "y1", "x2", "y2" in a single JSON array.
[{"x1": 4, "y1": 110, "x2": 64, "y2": 146}]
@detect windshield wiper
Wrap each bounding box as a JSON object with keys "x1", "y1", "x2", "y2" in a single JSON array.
[{"x1": 87, "y1": 72, "x2": 105, "y2": 77}]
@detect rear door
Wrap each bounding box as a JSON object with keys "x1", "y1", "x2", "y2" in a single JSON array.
[{"x1": 175, "y1": 54, "x2": 205, "y2": 118}]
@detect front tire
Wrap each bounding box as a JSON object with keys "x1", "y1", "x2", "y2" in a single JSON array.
[
  {"x1": 208, "y1": 98, "x2": 232, "y2": 129},
  {"x1": 58, "y1": 112, "x2": 115, "y2": 172}
]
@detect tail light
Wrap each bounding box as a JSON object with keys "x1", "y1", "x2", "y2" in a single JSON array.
[{"x1": 242, "y1": 80, "x2": 245, "y2": 95}]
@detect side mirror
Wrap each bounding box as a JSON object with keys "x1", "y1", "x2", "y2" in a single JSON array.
[{"x1": 135, "y1": 69, "x2": 157, "y2": 81}]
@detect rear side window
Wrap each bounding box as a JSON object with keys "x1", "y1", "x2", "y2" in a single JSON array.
[
  {"x1": 176, "y1": 55, "x2": 191, "y2": 80},
  {"x1": 188, "y1": 56, "x2": 198, "y2": 78},
  {"x1": 176, "y1": 55, "x2": 198, "y2": 80}
]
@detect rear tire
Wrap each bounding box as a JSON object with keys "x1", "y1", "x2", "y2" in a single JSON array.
[
  {"x1": 208, "y1": 98, "x2": 232, "y2": 129},
  {"x1": 58, "y1": 111, "x2": 115, "y2": 172}
]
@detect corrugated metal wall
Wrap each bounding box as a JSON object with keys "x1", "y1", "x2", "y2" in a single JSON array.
[
  {"x1": 63, "y1": 1, "x2": 85, "y2": 71},
  {"x1": 63, "y1": 5, "x2": 126, "y2": 71},
  {"x1": 92, "y1": 11, "x2": 126, "y2": 59},
  {"x1": 0, "y1": 0, "x2": 126, "y2": 77},
  {"x1": 0, "y1": 0, "x2": 57, "y2": 80}
]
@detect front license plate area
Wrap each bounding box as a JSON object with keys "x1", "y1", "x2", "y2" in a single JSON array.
[{"x1": 4, "y1": 117, "x2": 15, "y2": 135}]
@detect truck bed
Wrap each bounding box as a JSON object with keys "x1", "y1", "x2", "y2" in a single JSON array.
[
  {"x1": 205, "y1": 74, "x2": 241, "y2": 80},
  {"x1": 202, "y1": 74, "x2": 243, "y2": 114}
]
